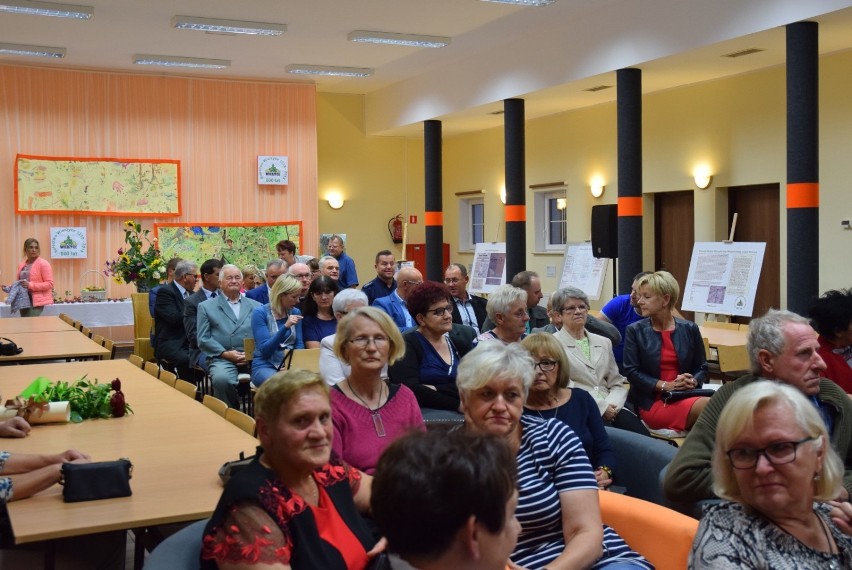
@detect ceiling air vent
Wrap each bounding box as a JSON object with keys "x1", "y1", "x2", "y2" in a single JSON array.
[
  {"x1": 583, "y1": 85, "x2": 612, "y2": 92},
  {"x1": 722, "y1": 48, "x2": 765, "y2": 58}
]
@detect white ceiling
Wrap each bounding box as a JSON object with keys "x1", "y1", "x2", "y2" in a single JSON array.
[{"x1": 2, "y1": 0, "x2": 852, "y2": 137}]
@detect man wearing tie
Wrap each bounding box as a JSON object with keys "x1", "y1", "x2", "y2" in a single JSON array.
[
  {"x1": 444, "y1": 263, "x2": 487, "y2": 335},
  {"x1": 184, "y1": 258, "x2": 222, "y2": 373},
  {"x1": 154, "y1": 260, "x2": 197, "y2": 380}
]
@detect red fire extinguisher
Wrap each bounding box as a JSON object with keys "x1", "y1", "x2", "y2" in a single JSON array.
[{"x1": 388, "y1": 214, "x2": 403, "y2": 244}]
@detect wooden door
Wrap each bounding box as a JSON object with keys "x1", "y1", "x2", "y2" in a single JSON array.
[
  {"x1": 728, "y1": 184, "x2": 780, "y2": 324},
  {"x1": 655, "y1": 191, "x2": 695, "y2": 321}
]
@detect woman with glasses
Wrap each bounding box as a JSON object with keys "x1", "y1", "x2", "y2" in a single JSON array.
[
  {"x1": 388, "y1": 281, "x2": 476, "y2": 412},
  {"x1": 521, "y1": 333, "x2": 618, "y2": 490},
  {"x1": 331, "y1": 307, "x2": 424, "y2": 474},
  {"x1": 552, "y1": 287, "x2": 649, "y2": 437},
  {"x1": 690, "y1": 380, "x2": 852, "y2": 568},
  {"x1": 476, "y1": 284, "x2": 530, "y2": 344},
  {"x1": 302, "y1": 275, "x2": 340, "y2": 348}
]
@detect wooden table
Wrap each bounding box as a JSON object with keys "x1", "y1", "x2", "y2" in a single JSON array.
[
  {"x1": 0, "y1": 330, "x2": 110, "y2": 362},
  {"x1": 0, "y1": 316, "x2": 77, "y2": 334},
  {"x1": 1, "y1": 360, "x2": 257, "y2": 544},
  {"x1": 699, "y1": 326, "x2": 748, "y2": 348}
]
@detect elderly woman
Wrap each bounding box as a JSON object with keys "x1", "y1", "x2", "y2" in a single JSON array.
[
  {"x1": 689, "y1": 381, "x2": 852, "y2": 568},
  {"x1": 388, "y1": 281, "x2": 476, "y2": 412},
  {"x1": 476, "y1": 284, "x2": 530, "y2": 344},
  {"x1": 809, "y1": 288, "x2": 852, "y2": 394},
  {"x1": 319, "y1": 289, "x2": 373, "y2": 386},
  {"x1": 250, "y1": 274, "x2": 304, "y2": 387},
  {"x1": 458, "y1": 342, "x2": 651, "y2": 569},
  {"x1": 521, "y1": 333, "x2": 618, "y2": 490},
  {"x1": 331, "y1": 307, "x2": 424, "y2": 474},
  {"x1": 241, "y1": 265, "x2": 260, "y2": 292},
  {"x1": 552, "y1": 287, "x2": 649, "y2": 436},
  {"x1": 14, "y1": 238, "x2": 53, "y2": 317},
  {"x1": 623, "y1": 271, "x2": 709, "y2": 431},
  {"x1": 302, "y1": 276, "x2": 340, "y2": 348},
  {"x1": 201, "y1": 369, "x2": 379, "y2": 569}
]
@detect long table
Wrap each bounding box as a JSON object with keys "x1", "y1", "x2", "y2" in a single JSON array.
[
  {"x1": 0, "y1": 330, "x2": 110, "y2": 362},
  {"x1": 699, "y1": 326, "x2": 748, "y2": 348},
  {"x1": 0, "y1": 300, "x2": 133, "y2": 327},
  {"x1": 2, "y1": 360, "x2": 257, "y2": 544},
  {"x1": 0, "y1": 316, "x2": 77, "y2": 334}
]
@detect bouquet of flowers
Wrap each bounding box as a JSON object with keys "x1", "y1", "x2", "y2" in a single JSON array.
[{"x1": 104, "y1": 220, "x2": 164, "y2": 290}]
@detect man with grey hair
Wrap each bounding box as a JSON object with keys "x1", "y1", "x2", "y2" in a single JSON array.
[
  {"x1": 318, "y1": 289, "x2": 385, "y2": 385},
  {"x1": 372, "y1": 266, "x2": 423, "y2": 331},
  {"x1": 287, "y1": 262, "x2": 312, "y2": 310},
  {"x1": 154, "y1": 259, "x2": 197, "y2": 380},
  {"x1": 318, "y1": 255, "x2": 340, "y2": 282},
  {"x1": 664, "y1": 308, "x2": 852, "y2": 504},
  {"x1": 445, "y1": 263, "x2": 487, "y2": 334},
  {"x1": 246, "y1": 258, "x2": 287, "y2": 305}
]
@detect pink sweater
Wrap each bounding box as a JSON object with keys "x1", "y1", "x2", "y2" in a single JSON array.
[
  {"x1": 17, "y1": 257, "x2": 54, "y2": 308},
  {"x1": 331, "y1": 383, "x2": 424, "y2": 474}
]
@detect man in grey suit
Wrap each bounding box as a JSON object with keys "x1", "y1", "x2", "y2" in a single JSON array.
[
  {"x1": 197, "y1": 264, "x2": 260, "y2": 407},
  {"x1": 184, "y1": 258, "x2": 222, "y2": 373}
]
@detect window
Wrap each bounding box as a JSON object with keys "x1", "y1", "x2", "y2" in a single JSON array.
[
  {"x1": 459, "y1": 196, "x2": 485, "y2": 251},
  {"x1": 534, "y1": 188, "x2": 567, "y2": 251}
]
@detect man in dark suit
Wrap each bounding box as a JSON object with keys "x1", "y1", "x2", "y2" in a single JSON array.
[
  {"x1": 184, "y1": 258, "x2": 222, "y2": 372},
  {"x1": 444, "y1": 263, "x2": 487, "y2": 334},
  {"x1": 246, "y1": 259, "x2": 287, "y2": 305},
  {"x1": 154, "y1": 260, "x2": 197, "y2": 380},
  {"x1": 372, "y1": 266, "x2": 422, "y2": 331}
]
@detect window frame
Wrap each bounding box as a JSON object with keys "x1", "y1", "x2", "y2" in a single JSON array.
[
  {"x1": 459, "y1": 196, "x2": 485, "y2": 252},
  {"x1": 533, "y1": 187, "x2": 568, "y2": 252}
]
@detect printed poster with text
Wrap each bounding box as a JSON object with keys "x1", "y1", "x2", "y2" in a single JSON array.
[
  {"x1": 557, "y1": 243, "x2": 608, "y2": 301},
  {"x1": 682, "y1": 242, "x2": 766, "y2": 316},
  {"x1": 469, "y1": 242, "x2": 506, "y2": 295}
]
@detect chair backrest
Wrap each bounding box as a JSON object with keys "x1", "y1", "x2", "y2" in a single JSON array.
[
  {"x1": 604, "y1": 426, "x2": 678, "y2": 508},
  {"x1": 59, "y1": 313, "x2": 73, "y2": 325},
  {"x1": 202, "y1": 395, "x2": 228, "y2": 418},
  {"x1": 243, "y1": 337, "x2": 255, "y2": 363},
  {"x1": 143, "y1": 361, "x2": 160, "y2": 378},
  {"x1": 103, "y1": 339, "x2": 116, "y2": 360},
  {"x1": 131, "y1": 293, "x2": 153, "y2": 339},
  {"x1": 702, "y1": 337, "x2": 711, "y2": 360},
  {"x1": 225, "y1": 407, "x2": 256, "y2": 436},
  {"x1": 598, "y1": 491, "x2": 698, "y2": 570},
  {"x1": 128, "y1": 354, "x2": 144, "y2": 368},
  {"x1": 159, "y1": 370, "x2": 177, "y2": 387},
  {"x1": 702, "y1": 321, "x2": 739, "y2": 330},
  {"x1": 717, "y1": 344, "x2": 750, "y2": 373},
  {"x1": 92, "y1": 334, "x2": 105, "y2": 346},
  {"x1": 289, "y1": 348, "x2": 321, "y2": 372},
  {"x1": 144, "y1": 519, "x2": 208, "y2": 570},
  {"x1": 174, "y1": 379, "x2": 197, "y2": 399},
  {"x1": 80, "y1": 326, "x2": 92, "y2": 338},
  {"x1": 134, "y1": 337, "x2": 155, "y2": 362}
]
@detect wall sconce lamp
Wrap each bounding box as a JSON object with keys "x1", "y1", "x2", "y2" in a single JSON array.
[
  {"x1": 590, "y1": 184, "x2": 605, "y2": 198},
  {"x1": 327, "y1": 193, "x2": 345, "y2": 209},
  {"x1": 694, "y1": 174, "x2": 713, "y2": 189}
]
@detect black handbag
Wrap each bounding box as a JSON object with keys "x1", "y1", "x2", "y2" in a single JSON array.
[
  {"x1": 662, "y1": 388, "x2": 716, "y2": 405},
  {"x1": 59, "y1": 458, "x2": 133, "y2": 502},
  {"x1": 0, "y1": 338, "x2": 22, "y2": 356}
]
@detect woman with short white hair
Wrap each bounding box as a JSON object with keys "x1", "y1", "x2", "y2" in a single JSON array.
[{"x1": 476, "y1": 284, "x2": 530, "y2": 344}]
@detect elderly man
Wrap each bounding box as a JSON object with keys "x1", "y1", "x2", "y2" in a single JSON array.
[
  {"x1": 326, "y1": 234, "x2": 358, "y2": 288},
  {"x1": 318, "y1": 289, "x2": 385, "y2": 385},
  {"x1": 318, "y1": 255, "x2": 340, "y2": 282},
  {"x1": 372, "y1": 266, "x2": 422, "y2": 331},
  {"x1": 197, "y1": 264, "x2": 261, "y2": 407},
  {"x1": 184, "y1": 258, "x2": 222, "y2": 373},
  {"x1": 246, "y1": 259, "x2": 287, "y2": 305},
  {"x1": 154, "y1": 259, "x2": 197, "y2": 380},
  {"x1": 362, "y1": 250, "x2": 397, "y2": 305},
  {"x1": 663, "y1": 309, "x2": 852, "y2": 503},
  {"x1": 445, "y1": 263, "x2": 487, "y2": 334},
  {"x1": 287, "y1": 262, "x2": 312, "y2": 310},
  {"x1": 275, "y1": 239, "x2": 314, "y2": 265}
]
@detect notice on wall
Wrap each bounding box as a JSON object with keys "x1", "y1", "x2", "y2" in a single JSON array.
[
  {"x1": 469, "y1": 242, "x2": 506, "y2": 295},
  {"x1": 49, "y1": 227, "x2": 87, "y2": 259},
  {"x1": 557, "y1": 242, "x2": 608, "y2": 300},
  {"x1": 681, "y1": 242, "x2": 766, "y2": 316}
]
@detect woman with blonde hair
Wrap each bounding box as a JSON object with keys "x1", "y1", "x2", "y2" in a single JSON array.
[
  {"x1": 13, "y1": 238, "x2": 53, "y2": 317},
  {"x1": 250, "y1": 274, "x2": 304, "y2": 387}
]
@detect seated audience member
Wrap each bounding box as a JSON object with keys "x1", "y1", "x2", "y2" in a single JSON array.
[
  {"x1": 371, "y1": 266, "x2": 423, "y2": 331},
  {"x1": 361, "y1": 250, "x2": 397, "y2": 305},
  {"x1": 287, "y1": 261, "x2": 312, "y2": 310},
  {"x1": 302, "y1": 276, "x2": 340, "y2": 348},
  {"x1": 689, "y1": 381, "x2": 852, "y2": 568},
  {"x1": 148, "y1": 256, "x2": 181, "y2": 317},
  {"x1": 197, "y1": 264, "x2": 261, "y2": 408},
  {"x1": 276, "y1": 238, "x2": 314, "y2": 265},
  {"x1": 331, "y1": 307, "x2": 424, "y2": 474},
  {"x1": 371, "y1": 430, "x2": 521, "y2": 570},
  {"x1": 623, "y1": 270, "x2": 709, "y2": 432},
  {"x1": 444, "y1": 262, "x2": 487, "y2": 334},
  {"x1": 184, "y1": 258, "x2": 222, "y2": 373},
  {"x1": 521, "y1": 333, "x2": 618, "y2": 490},
  {"x1": 307, "y1": 257, "x2": 321, "y2": 281},
  {"x1": 154, "y1": 259, "x2": 197, "y2": 380},
  {"x1": 250, "y1": 275, "x2": 304, "y2": 388},
  {"x1": 319, "y1": 255, "x2": 341, "y2": 283},
  {"x1": 388, "y1": 281, "x2": 476, "y2": 412},
  {"x1": 552, "y1": 287, "x2": 649, "y2": 436},
  {"x1": 664, "y1": 308, "x2": 852, "y2": 504},
  {"x1": 319, "y1": 289, "x2": 373, "y2": 386},
  {"x1": 201, "y1": 369, "x2": 379, "y2": 569},
  {"x1": 531, "y1": 295, "x2": 561, "y2": 334},
  {"x1": 241, "y1": 264, "x2": 260, "y2": 292},
  {"x1": 457, "y1": 342, "x2": 652, "y2": 569},
  {"x1": 476, "y1": 284, "x2": 529, "y2": 344},
  {"x1": 599, "y1": 272, "x2": 650, "y2": 371},
  {"x1": 809, "y1": 288, "x2": 852, "y2": 393},
  {"x1": 326, "y1": 234, "x2": 359, "y2": 289},
  {"x1": 246, "y1": 259, "x2": 287, "y2": 305},
  {"x1": 0, "y1": 448, "x2": 89, "y2": 503}
]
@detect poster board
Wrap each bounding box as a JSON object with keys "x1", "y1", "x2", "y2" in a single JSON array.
[
  {"x1": 681, "y1": 242, "x2": 766, "y2": 316},
  {"x1": 49, "y1": 227, "x2": 87, "y2": 259},
  {"x1": 468, "y1": 242, "x2": 506, "y2": 295},
  {"x1": 557, "y1": 242, "x2": 608, "y2": 300}
]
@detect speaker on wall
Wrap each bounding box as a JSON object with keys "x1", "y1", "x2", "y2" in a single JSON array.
[{"x1": 591, "y1": 204, "x2": 618, "y2": 259}]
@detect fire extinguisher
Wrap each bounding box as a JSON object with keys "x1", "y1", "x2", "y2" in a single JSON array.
[{"x1": 388, "y1": 214, "x2": 403, "y2": 244}]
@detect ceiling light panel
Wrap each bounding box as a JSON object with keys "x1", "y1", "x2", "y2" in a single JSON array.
[
  {"x1": 0, "y1": 42, "x2": 65, "y2": 57},
  {"x1": 479, "y1": 0, "x2": 556, "y2": 6},
  {"x1": 171, "y1": 16, "x2": 285, "y2": 36},
  {"x1": 133, "y1": 55, "x2": 230, "y2": 69},
  {"x1": 286, "y1": 64, "x2": 373, "y2": 77},
  {"x1": 0, "y1": 0, "x2": 93, "y2": 19},
  {"x1": 348, "y1": 30, "x2": 450, "y2": 48}
]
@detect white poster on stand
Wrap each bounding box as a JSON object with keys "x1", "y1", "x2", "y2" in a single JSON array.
[
  {"x1": 557, "y1": 242, "x2": 608, "y2": 300},
  {"x1": 469, "y1": 242, "x2": 506, "y2": 295},
  {"x1": 681, "y1": 242, "x2": 766, "y2": 316}
]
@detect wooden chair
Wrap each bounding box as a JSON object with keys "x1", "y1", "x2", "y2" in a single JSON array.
[
  {"x1": 80, "y1": 326, "x2": 93, "y2": 338},
  {"x1": 288, "y1": 348, "x2": 321, "y2": 373},
  {"x1": 131, "y1": 292, "x2": 156, "y2": 362},
  {"x1": 717, "y1": 344, "x2": 750, "y2": 377},
  {"x1": 134, "y1": 337, "x2": 155, "y2": 363},
  {"x1": 128, "y1": 354, "x2": 144, "y2": 368},
  {"x1": 174, "y1": 379, "x2": 197, "y2": 399},
  {"x1": 103, "y1": 339, "x2": 116, "y2": 360},
  {"x1": 92, "y1": 334, "x2": 105, "y2": 346},
  {"x1": 159, "y1": 370, "x2": 177, "y2": 387},
  {"x1": 202, "y1": 395, "x2": 228, "y2": 418},
  {"x1": 702, "y1": 337, "x2": 711, "y2": 361},
  {"x1": 72, "y1": 320, "x2": 83, "y2": 331},
  {"x1": 238, "y1": 338, "x2": 256, "y2": 415},
  {"x1": 702, "y1": 321, "x2": 740, "y2": 331},
  {"x1": 143, "y1": 361, "x2": 160, "y2": 378},
  {"x1": 225, "y1": 408, "x2": 256, "y2": 437},
  {"x1": 58, "y1": 313, "x2": 73, "y2": 325},
  {"x1": 738, "y1": 323, "x2": 750, "y2": 332}
]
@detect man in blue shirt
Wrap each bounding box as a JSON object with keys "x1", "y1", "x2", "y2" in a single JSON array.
[
  {"x1": 362, "y1": 250, "x2": 397, "y2": 304},
  {"x1": 599, "y1": 271, "x2": 650, "y2": 371},
  {"x1": 326, "y1": 234, "x2": 358, "y2": 289}
]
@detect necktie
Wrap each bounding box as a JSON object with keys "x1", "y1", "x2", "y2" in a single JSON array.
[{"x1": 183, "y1": 291, "x2": 188, "y2": 299}]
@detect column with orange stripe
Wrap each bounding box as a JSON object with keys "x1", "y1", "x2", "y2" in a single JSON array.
[
  {"x1": 504, "y1": 98, "x2": 527, "y2": 282},
  {"x1": 424, "y1": 120, "x2": 444, "y2": 281},
  {"x1": 616, "y1": 68, "x2": 644, "y2": 293}
]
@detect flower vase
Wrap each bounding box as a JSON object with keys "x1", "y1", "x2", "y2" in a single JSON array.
[{"x1": 134, "y1": 281, "x2": 152, "y2": 293}]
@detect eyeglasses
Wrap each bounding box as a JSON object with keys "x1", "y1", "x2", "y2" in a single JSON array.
[
  {"x1": 534, "y1": 360, "x2": 558, "y2": 372},
  {"x1": 349, "y1": 336, "x2": 389, "y2": 349},
  {"x1": 426, "y1": 306, "x2": 452, "y2": 317},
  {"x1": 443, "y1": 278, "x2": 462, "y2": 284},
  {"x1": 560, "y1": 305, "x2": 588, "y2": 313},
  {"x1": 291, "y1": 273, "x2": 311, "y2": 279},
  {"x1": 726, "y1": 436, "x2": 817, "y2": 469}
]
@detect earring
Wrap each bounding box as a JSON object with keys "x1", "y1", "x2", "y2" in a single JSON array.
[{"x1": 814, "y1": 472, "x2": 822, "y2": 481}]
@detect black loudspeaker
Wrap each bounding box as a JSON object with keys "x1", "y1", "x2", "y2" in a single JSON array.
[{"x1": 591, "y1": 205, "x2": 618, "y2": 259}]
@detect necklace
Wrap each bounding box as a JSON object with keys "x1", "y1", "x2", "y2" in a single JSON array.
[
  {"x1": 345, "y1": 378, "x2": 387, "y2": 438},
  {"x1": 816, "y1": 512, "x2": 839, "y2": 569},
  {"x1": 529, "y1": 391, "x2": 563, "y2": 422}
]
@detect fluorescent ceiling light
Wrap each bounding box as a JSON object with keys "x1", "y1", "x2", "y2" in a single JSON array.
[
  {"x1": 348, "y1": 30, "x2": 450, "y2": 48},
  {"x1": 0, "y1": 0, "x2": 93, "y2": 19},
  {"x1": 0, "y1": 42, "x2": 65, "y2": 57},
  {"x1": 133, "y1": 55, "x2": 230, "y2": 69},
  {"x1": 286, "y1": 64, "x2": 373, "y2": 77},
  {"x1": 171, "y1": 15, "x2": 285, "y2": 36},
  {"x1": 479, "y1": 0, "x2": 555, "y2": 5}
]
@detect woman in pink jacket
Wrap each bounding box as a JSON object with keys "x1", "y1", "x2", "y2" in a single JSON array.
[{"x1": 16, "y1": 238, "x2": 53, "y2": 317}]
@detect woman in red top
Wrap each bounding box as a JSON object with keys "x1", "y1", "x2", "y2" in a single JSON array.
[
  {"x1": 808, "y1": 288, "x2": 852, "y2": 393},
  {"x1": 16, "y1": 238, "x2": 54, "y2": 317}
]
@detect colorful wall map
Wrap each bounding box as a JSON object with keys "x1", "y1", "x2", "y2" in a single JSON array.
[
  {"x1": 15, "y1": 155, "x2": 180, "y2": 216},
  {"x1": 154, "y1": 222, "x2": 303, "y2": 269}
]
